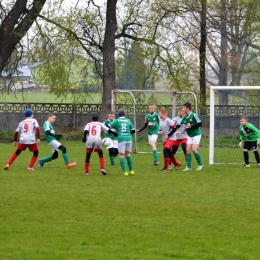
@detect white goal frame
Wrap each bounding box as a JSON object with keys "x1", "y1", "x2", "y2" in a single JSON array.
[
  {"x1": 209, "y1": 86, "x2": 260, "y2": 164},
  {"x1": 111, "y1": 89, "x2": 198, "y2": 153}
]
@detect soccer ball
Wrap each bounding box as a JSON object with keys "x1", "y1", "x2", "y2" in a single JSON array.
[{"x1": 102, "y1": 138, "x2": 112, "y2": 147}]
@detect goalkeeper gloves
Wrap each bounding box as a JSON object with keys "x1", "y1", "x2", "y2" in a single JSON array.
[{"x1": 239, "y1": 141, "x2": 243, "y2": 148}]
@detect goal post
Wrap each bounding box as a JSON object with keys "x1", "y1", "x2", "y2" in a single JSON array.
[
  {"x1": 209, "y1": 86, "x2": 260, "y2": 164},
  {"x1": 111, "y1": 89, "x2": 198, "y2": 153}
]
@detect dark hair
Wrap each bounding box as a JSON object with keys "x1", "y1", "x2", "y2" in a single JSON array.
[
  {"x1": 47, "y1": 113, "x2": 55, "y2": 119},
  {"x1": 118, "y1": 108, "x2": 126, "y2": 117},
  {"x1": 183, "y1": 102, "x2": 192, "y2": 110}
]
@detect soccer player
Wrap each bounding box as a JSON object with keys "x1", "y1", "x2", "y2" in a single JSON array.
[
  {"x1": 103, "y1": 112, "x2": 118, "y2": 165},
  {"x1": 137, "y1": 103, "x2": 160, "y2": 165},
  {"x1": 175, "y1": 102, "x2": 204, "y2": 171},
  {"x1": 4, "y1": 109, "x2": 40, "y2": 171},
  {"x1": 109, "y1": 108, "x2": 135, "y2": 176},
  {"x1": 171, "y1": 106, "x2": 188, "y2": 166},
  {"x1": 39, "y1": 113, "x2": 76, "y2": 169},
  {"x1": 158, "y1": 107, "x2": 181, "y2": 171},
  {"x1": 82, "y1": 112, "x2": 117, "y2": 176},
  {"x1": 238, "y1": 116, "x2": 260, "y2": 167}
]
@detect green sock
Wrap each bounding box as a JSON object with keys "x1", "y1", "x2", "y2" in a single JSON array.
[
  {"x1": 187, "y1": 153, "x2": 192, "y2": 169},
  {"x1": 109, "y1": 156, "x2": 115, "y2": 164},
  {"x1": 126, "y1": 156, "x2": 133, "y2": 171},
  {"x1": 42, "y1": 155, "x2": 53, "y2": 163},
  {"x1": 194, "y1": 152, "x2": 203, "y2": 166},
  {"x1": 153, "y1": 150, "x2": 159, "y2": 162},
  {"x1": 120, "y1": 158, "x2": 126, "y2": 172},
  {"x1": 62, "y1": 153, "x2": 70, "y2": 165}
]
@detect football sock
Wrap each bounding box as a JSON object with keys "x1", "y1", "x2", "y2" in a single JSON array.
[
  {"x1": 29, "y1": 156, "x2": 37, "y2": 168},
  {"x1": 42, "y1": 155, "x2": 53, "y2": 163},
  {"x1": 109, "y1": 156, "x2": 115, "y2": 164},
  {"x1": 153, "y1": 150, "x2": 159, "y2": 162},
  {"x1": 164, "y1": 158, "x2": 170, "y2": 168},
  {"x1": 8, "y1": 153, "x2": 18, "y2": 166},
  {"x1": 186, "y1": 153, "x2": 192, "y2": 168},
  {"x1": 171, "y1": 155, "x2": 178, "y2": 166},
  {"x1": 243, "y1": 151, "x2": 249, "y2": 164},
  {"x1": 253, "y1": 151, "x2": 260, "y2": 163},
  {"x1": 85, "y1": 162, "x2": 89, "y2": 172},
  {"x1": 99, "y1": 157, "x2": 105, "y2": 169},
  {"x1": 194, "y1": 152, "x2": 203, "y2": 166},
  {"x1": 120, "y1": 158, "x2": 127, "y2": 172},
  {"x1": 126, "y1": 156, "x2": 133, "y2": 171},
  {"x1": 62, "y1": 153, "x2": 70, "y2": 165}
]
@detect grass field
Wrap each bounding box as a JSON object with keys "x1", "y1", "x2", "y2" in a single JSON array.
[{"x1": 1, "y1": 141, "x2": 260, "y2": 259}]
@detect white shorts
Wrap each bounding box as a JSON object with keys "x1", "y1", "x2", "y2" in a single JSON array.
[
  {"x1": 107, "y1": 140, "x2": 118, "y2": 150},
  {"x1": 187, "y1": 135, "x2": 201, "y2": 145},
  {"x1": 118, "y1": 141, "x2": 132, "y2": 153},
  {"x1": 48, "y1": 140, "x2": 62, "y2": 153},
  {"x1": 87, "y1": 138, "x2": 102, "y2": 149},
  {"x1": 148, "y1": 134, "x2": 158, "y2": 144}
]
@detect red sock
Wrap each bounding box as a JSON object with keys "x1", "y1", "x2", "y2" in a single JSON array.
[
  {"x1": 29, "y1": 156, "x2": 37, "y2": 168},
  {"x1": 171, "y1": 156, "x2": 178, "y2": 166},
  {"x1": 8, "y1": 153, "x2": 18, "y2": 166},
  {"x1": 85, "y1": 162, "x2": 90, "y2": 172},
  {"x1": 164, "y1": 158, "x2": 170, "y2": 168},
  {"x1": 99, "y1": 158, "x2": 105, "y2": 169}
]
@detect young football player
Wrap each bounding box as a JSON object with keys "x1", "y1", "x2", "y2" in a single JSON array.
[
  {"x1": 82, "y1": 112, "x2": 117, "y2": 176},
  {"x1": 109, "y1": 108, "x2": 135, "y2": 176},
  {"x1": 39, "y1": 113, "x2": 76, "y2": 169},
  {"x1": 238, "y1": 116, "x2": 260, "y2": 167},
  {"x1": 158, "y1": 107, "x2": 181, "y2": 171},
  {"x1": 103, "y1": 112, "x2": 118, "y2": 165},
  {"x1": 175, "y1": 102, "x2": 204, "y2": 171},
  {"x1": 137, "y1": 103, "x2": 160, "y2": 165},
  {"x1": 4, "y1": 109, "x2": 40, "y2": 171}
]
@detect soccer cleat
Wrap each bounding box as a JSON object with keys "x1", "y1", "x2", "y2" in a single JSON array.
[
  {"x1": 123, "y1": 172, "x2": 129, "y2": 176},
  {"x1": 4, "y1": 164, "x2": 10, "y2": 170},
  {"x1": 196, "y1": 165, "x2": 204, "y2": 171},
  {"x1": 174, "y1": 162, "x2": 181, "y2": 170},
  {"x1": 129, "y1": 170, "x2": 134, "y2": 175},
  {"x1": 182, "y1": 167, "x2": 192, "y2": 172},
  {"x1": 39, "y1": 159, "x2": 44, "y2": 168},
  {"x1": 242, "y1": 164, "x2": 250, "y2": 168},
  {"x1": 85, "y1": 172, "x2": 89, "y2": 176},
  {"x1": 160, "y1": 167, "x2": 169, "y2": 171},
  {"x1": 154, "y1": 161, "x2": 160, "y2": 166},
  {"x1": 66, "y1": 162, "x2": 77, "y2": 169},
  {"x1": 168, "y1": 164, "x2": 172, "y2": 170},
  {"x1": 27, "y1": 167, "x2": 35, "y2": 171},
  {"x1": 111, "y1": 162, "x2": 115, "y2": 166},
  {"x1": 100, "y1": 169, "x2": 107, "y2": 175},
  {"x1": 257, "y1": 164, "x2": 260, "y2": 168}
]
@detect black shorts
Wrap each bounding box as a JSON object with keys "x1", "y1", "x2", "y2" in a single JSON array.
[{"x1": 244, "y1": 141, "x2": 258, "y2": 150}]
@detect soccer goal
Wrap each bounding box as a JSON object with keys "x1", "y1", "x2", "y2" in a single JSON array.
[
  {"x1": 209, "y1": 86, "x2": 260, "y2": 164},
  {"x1": 111, "y1": 89, "x2": 197, "y2": 153}
]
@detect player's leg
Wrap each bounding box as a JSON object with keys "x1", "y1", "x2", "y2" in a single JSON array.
[
  {"x1": 39, "y1": 140, "x2": 59, "y2": 167},
  {"x1": 118, "y1": 142, "x2": 128, "y2": 176},
  {"x1": 161, "y1": 146, "x2": 171, "y2": 171},
  {"x1": 125, "y1": 141, "x2": 134, "y2": 174},
  {"x1": 149, "y1": 135, "x2": 159, "y2": 165},
  {"x1": 182, "y1": 137, "x2": 192, "y2": 171},
  {"x1": 251, "y1": 141, "x2": 260, "y2": 167},
  {"x1": 58, "y1": 143, "x2": 76, "y2": 168},
  {"x1": 95, "y1": 147, "x2": 107, "y2": 175},
  {"x1": 85, "y1": 148, "x2": 93, "y2": 175},
  {"x1": 191, "y1": 135, "x2": 203, "y2": 171},
  {"x1": 28, "y1": 144, "x2": 39, "y2": 170},
  {"x1": 181, "y1": 138, "x2": 187, "y2": 160},
  {"x1": 4, "y1": 146, "x2": 22, "y2": 169},
  {"x1": 242, "y1": 141, "x2": 251, "y2": 167}
]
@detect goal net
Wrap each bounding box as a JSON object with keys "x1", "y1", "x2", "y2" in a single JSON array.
[
  {"x1": 111, "y1": 89, "x2": 197, "y2": 153},
  {"x1": 209, "y1": 86, "x2": 260, "y2": 164}
]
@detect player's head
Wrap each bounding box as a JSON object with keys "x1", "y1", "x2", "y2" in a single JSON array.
[
  {"x1": 177, "y1": 106, "x2": 184, "y2": 117},
  {"x1": 148, "y1": 103, "x2": 156, "y2": 113},
  {"x1": 118, "y1": 108, "x2": 126, "y2": 117},
  {"x1": 47, "y1": 113, "x2": 56, "y2": 123},
  {"x1": 24, "y1": 109, "x2": 34, "y2": 118},
  {"x1": 159, "y1": 107, "x2": 168, "y2": 119},
  {"x1": 240, "y1": 116, "x2": 248, "y2": 126},
  {"x1": 92, "y1": 112, "x2": 99, "y2": 121},
  {"x1": 182, "y1": 102, "x2": 192, "y2": 114},
  {"x1": 107, "y1": 112, "x2": 115, "y2": 121}
]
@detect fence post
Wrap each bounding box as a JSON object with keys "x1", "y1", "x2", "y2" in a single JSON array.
[{"x1": 72, "y1": 104, "x2": 77, "y2": 128}]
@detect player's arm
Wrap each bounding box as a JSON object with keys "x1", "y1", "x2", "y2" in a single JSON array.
[
  {"x1": 190, "y1": 121, "x2": 202, "y2": 128},
  {"x1": 167, "y1": 125, "x2": 177, "y2": 138},
  {"x1": 82, "y1": 130, "x2": 89, "y2": 142},
  {"x1": 45, "y1": 130, "x2": 62, "y2": 140},
  {"x1": 103, "y1": 124, "x2": 118, "y2": 137},
  {"x1": 137, "y1": 121, "x2": 148, "y2": 133}
]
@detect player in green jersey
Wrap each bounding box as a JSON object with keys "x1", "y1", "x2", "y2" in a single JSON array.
[
  {"x1": 103, "y1": 112, "x2": 118, "y2": 165},
  {"x1": 39, "y1": 113, "x2": 77, "y2": 169},
  {"x1": 109, "y1": 108, "x2": 135, "y2": 176},
  {"x1": 238, "y1": 116, "x2": 260, "y2": 168},
  {"x1": 175, "y1": 102, "x2": 204, "y2": 171},
  {"x1": 137, "y1": 103, "x2": 160, "y2": 165}
]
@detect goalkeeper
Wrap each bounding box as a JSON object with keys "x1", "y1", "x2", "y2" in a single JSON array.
[{"x1": 238, "y1": 116, "x2": 260, "y2": 168}]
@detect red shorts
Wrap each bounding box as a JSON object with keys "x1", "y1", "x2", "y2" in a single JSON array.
[
  {"x1": 172, "y1": 138, "x2": 188, "y2": 146},
  {"x1": 163, "y1": 140, "x2": 175, "y2": 149},
  {"x1": 17, "y1": 143, "x2": 38, "y2": 152}
]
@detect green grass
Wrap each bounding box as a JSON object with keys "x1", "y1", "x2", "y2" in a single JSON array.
[{"x1": 1, "y1": 141, "x2": 260, "y2": 259}]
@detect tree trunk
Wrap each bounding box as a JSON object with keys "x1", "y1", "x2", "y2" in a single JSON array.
[
  {"x1": 101, "y1": 0, "x2": 117, "y2": 120},
  {"x1": 0, "y1": 0, "x2": 47, "y2": 74}
]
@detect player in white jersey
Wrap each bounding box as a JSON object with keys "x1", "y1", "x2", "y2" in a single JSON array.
[
  {"x1": 4, "y1": 109, "x2": 40, "y2": 171},
  {"x1": 82, "y1": 112, "x2": 117, "y2": 176},
  {"x1": 158, "y1": 107, "x2": 181, "y2": 171},
  {"x1": 171, "y1": 106, "x2": 188, "y2": 163}
]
